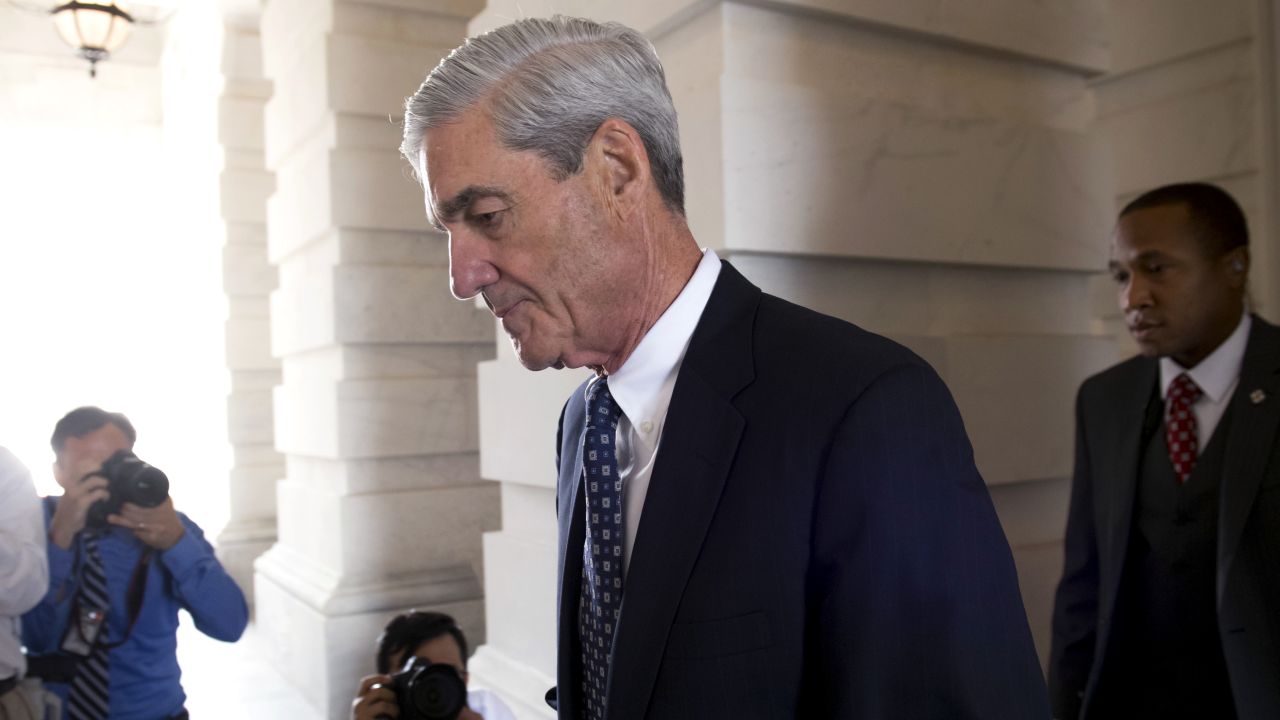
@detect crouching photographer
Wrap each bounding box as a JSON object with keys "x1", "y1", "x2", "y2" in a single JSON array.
[
  {"x1": 22, "y1": 406, "x2": 248, "y2": 719},
  {"x1": 352, "y1": 611, "x2": 514, "y2": 720}
]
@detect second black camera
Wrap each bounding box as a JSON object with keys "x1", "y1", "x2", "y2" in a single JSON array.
[{"x1": 384, "y1": 657, "x2": 467, "y2": 720}]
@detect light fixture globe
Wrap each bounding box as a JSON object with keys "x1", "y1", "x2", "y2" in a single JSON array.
[{"x1": 50, "y1": 1, "x2": 134, "y2": 77}]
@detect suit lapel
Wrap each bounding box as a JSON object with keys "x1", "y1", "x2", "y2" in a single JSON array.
[
  {"x1": 556, "y1": 384, "x2": 588, "y2": 720},
  {"x1": 604, "y1": 262, "x2": 758, "y2": 720},
  {"x1": 1217, "y1": 316, "x2": 1280, "y2": 601},
  {"x1": 1099, "y1": 360, "x2": 1157, "y2": 627}
]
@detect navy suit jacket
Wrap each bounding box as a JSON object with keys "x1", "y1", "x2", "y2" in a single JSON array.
[
  {"x1": 553, "y1": 262, "x2": 1048, "y2": 719},
  {"x1": 1049, "y1": 315, "x2": 1280, "y2": 720}
]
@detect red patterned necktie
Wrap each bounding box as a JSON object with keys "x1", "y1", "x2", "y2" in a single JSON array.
[{"x1": 1165, "y1": 372, "x2": 1203, "y2": 485}]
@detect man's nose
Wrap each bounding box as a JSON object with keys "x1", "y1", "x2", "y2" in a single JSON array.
[
  {"x1": 1121, "y1": 275, "x2": 1153, "y2": 312},
  {"x1": 448, "y1": 232, "x2": 499, "y2": 301}
]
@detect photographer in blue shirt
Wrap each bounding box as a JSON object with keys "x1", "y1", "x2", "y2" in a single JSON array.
[{"x1": 23, "y1": 407, "x2": 248, "y2": 720}]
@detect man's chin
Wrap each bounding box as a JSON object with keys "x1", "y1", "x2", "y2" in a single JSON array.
[
  {"x1": 1132, "y1": 338, "x2": 1162, "y2": 358},
  {"x1": 509, "y1": 340, "x2": 557, "y2": 372}
]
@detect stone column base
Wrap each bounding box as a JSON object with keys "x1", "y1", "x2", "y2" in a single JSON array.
[
  {"x1": 216, "y1": 518, "x2": 276, "y2": 608},
  {"x1": 254, "y1": 545, "x2": 485, "y2": 720}
]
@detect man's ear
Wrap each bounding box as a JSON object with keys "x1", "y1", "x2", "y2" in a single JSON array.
[
  {"x1": 586, "y1": 117, "x2": 649, "y2": 218},
  {"x1": 1225, "y1": 246, "x2": 1250, "y2": 289}
]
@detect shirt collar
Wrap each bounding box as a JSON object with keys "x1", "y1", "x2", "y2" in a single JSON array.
[
  {"x1": 605, "y1": 249, "x2": 722, "y2": 422},
  {"x1": 1160, "y1": 311, "x2": 1251, "y2": 402}
]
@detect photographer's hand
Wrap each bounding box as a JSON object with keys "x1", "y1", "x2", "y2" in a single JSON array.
[
  {"x1": 352, "y1": 675, "x2": 398, "y2": 720},
  {"x1": 108, "y1": 497, "x2": 185, "y2": 550},
  {"x1": 49, "y1": 463, "x2": 110, "y2": 549}
]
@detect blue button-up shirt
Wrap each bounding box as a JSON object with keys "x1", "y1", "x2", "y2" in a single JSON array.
[{"x1": 23, "y1": 497, "x2": 248, "y2": 720}]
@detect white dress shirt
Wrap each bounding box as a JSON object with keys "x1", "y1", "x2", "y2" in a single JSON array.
[
  {"x1": 600, "y1": 249, "x2": 722, "y2": 576},
  {"x1": 1160, "y1": 311, "x2": 1251, "y2": 451},
  {"x1": 0, "y1": 447, "x2": 48, "y2": 680}
]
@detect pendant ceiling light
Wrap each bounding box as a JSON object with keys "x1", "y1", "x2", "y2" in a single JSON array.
[{"x1": 50, "y1": 1, "x2": 134, "y2": 78}]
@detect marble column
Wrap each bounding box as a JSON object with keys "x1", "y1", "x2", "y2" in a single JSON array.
[
  {"x1": 464, "y1": 2, "x2": 1119, "y2": 712},
  {"x1": 215, "y1": 17, "x2": 282, "y2": 610},
  {"x1": 251, "y1": 1, "x2": 495, "y2": 718}
]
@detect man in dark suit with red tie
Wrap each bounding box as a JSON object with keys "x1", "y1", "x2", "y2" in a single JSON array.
[
  {"x1": 1050, "y1": 182, "x2": 1280, "y2": 720},
  {"x1": 403, "y1": 16, "x2": 1048, "y2": 718}
]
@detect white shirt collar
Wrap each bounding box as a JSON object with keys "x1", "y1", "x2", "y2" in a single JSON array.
[
  {"x1": 1160, "y1": 312, "x2": 1251, "y2": 403},
  {"x1": 606, "y1": 249, "x2": 722, "y2": 423}
]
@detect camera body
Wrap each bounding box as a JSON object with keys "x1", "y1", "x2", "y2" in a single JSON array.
[
  {"x1": 387, "y1": 657, "x2": 467, "y2": 720},
  {"x1": 85, "y1": 449, "x2": 169, "y2": 528}
]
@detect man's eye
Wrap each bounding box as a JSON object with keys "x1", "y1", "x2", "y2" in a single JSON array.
[
  {"x1": 470, "y1": 210, "x2": 504, "y2": 229},
  {"x1": 1111, "y1": 271, "x2": 1129, "y2": 284}
]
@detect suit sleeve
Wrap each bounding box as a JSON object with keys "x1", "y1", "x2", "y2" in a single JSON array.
[
  {"x1": 159, "y1": 513, "x2": 248, "y2": 642},
  {"x1": 808, "y1": 361, "x2": 1049, "y2": 719},
  {"x1": 1048, "y1": 386, "x2": 1101, "y2": 720}
]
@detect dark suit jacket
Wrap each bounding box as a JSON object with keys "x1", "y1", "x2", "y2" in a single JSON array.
[
  {"x1": 1049, "y1": 315, "x2": 1280, "y2": 720},
  {"x1": 551, "y1": 262, "x2": 1048, "y2": 719}
]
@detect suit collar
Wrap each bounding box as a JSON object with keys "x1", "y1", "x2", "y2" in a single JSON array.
[
  {"x1": 603, "y1": 261, "x2": 758, "y2": 720},
  {"x1": 608, "y1": 249, "x2": 723, "y2": 428}
]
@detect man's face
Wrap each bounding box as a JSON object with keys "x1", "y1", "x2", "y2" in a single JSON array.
[
  {"x1": 53, "y1": 423, "x2": 132, "y2": 490},
  {"x1": 419, "y1": 108, "x2": 640, "y2": 371},
  {"x1": 1110, "y1": 203, "x2": 1246, "y2": 368},
  {"x1": 388, "y1": 634, "x2": 468, "y2": 681}
]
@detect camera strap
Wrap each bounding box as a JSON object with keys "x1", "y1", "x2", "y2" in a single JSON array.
[{"x1": 68, "y1": 533, "x2": 154, "y2": 651}]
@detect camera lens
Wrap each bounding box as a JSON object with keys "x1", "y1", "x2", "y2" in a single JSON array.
[
  {"x1": 404, "y1": 663, "x2": 467, "y2": 720},
  {"x1": 126, "y1": 464, "x2": 168, "y2": 507},
  {"x1": 106, "y1": 451, "x2": 169, "y2": 508}
]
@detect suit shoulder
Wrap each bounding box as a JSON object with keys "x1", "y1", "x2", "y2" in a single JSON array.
[
  {"x1": 754, "y1": 293, "x2": 930, "y2": 381},
  {"x1": 1078, "y1": 353, "x2": 1150, "y2": 406},
  {"x1": 562, "y1": 378, "x2": 590, "y2": 414}
]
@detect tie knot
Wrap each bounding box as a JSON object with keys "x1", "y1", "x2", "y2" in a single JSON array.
[
  {"x1": 586, "y1": 378, "x2": 622, "y2": 429},
  {"x1": 1168, "y1": 372, "x2": 1203, "y2": 404}
]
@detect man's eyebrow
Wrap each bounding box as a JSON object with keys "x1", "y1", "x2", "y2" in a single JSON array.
[
  {"x1": 1109, "y1": 250, "x2": 1169, "y2": 271},
  {"x1": 432, "y1": 185, "x2": 513, "y2": 228}
]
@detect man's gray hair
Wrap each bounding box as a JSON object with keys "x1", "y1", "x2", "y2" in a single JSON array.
[{"x1": 402, "y1": 16, "x2": 685, "y2": 215}]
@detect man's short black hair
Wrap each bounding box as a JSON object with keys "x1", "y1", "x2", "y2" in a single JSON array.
[
  {"x1": 376, "y1": 610, "x2": 469, "y2": 675},
  {"x1": 1120, "y1": 182, "x2": 1249, "y2": 257},
  {"x1": 51, "y1": 406, "x2": 137, "y2": 459}
]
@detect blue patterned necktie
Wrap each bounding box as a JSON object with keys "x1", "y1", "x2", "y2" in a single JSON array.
[
  {"x1": 579, "y1": 378, "x2": 625, "y2": 720},
  {"x1": 68, "y1": 534, "x2": 110, "y2": 720}
]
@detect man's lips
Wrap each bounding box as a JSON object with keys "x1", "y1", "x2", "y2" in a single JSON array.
[
  {"x1": 1128, "y1": 319, "x2": 1161, "y2": 339},
  {"x1": 494, "y1": 299, "x2": 524, "y2": 320}
]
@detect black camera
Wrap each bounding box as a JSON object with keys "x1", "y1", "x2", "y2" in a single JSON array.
[
  {"x1": 84, "y1": 449, "x2": 169, "y2": 528},
  {"x1": 383, "y1": 657, "x2": 467, "y2": 720}
]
